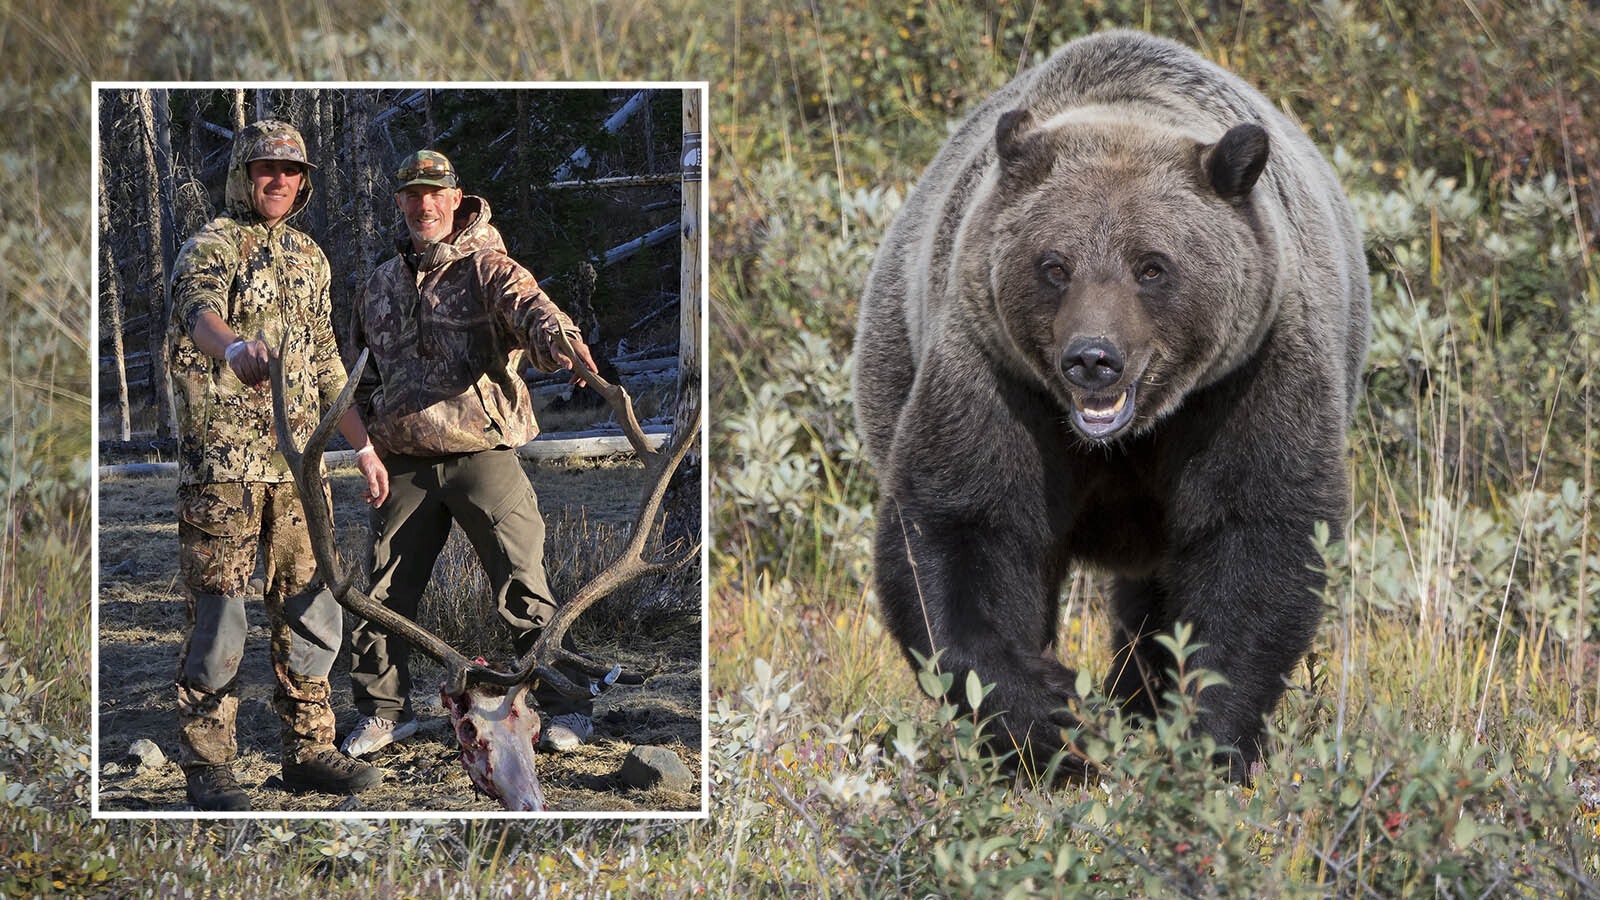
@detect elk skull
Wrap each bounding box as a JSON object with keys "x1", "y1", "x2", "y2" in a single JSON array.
[{"x1": 443, "y1": 672, "x2": 546, "y2": 812}]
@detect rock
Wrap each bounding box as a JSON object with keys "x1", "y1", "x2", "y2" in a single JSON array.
[
  {"x1": 107, "y1": 558, "x2": 138, "y2": 578},
  {"x1": 619, "y1": 745, "x2": 694, "y2": 792},
  {"x1": 126, "y1": 738, "x2": 167, "y2": 772}
]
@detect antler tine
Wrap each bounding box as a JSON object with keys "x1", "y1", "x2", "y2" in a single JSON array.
[
  {"x1": 268, "y1": 334, "x2": 505, "y2": 693},
  {"x1": 269, "y1": 332, "x2": 367, "y2": 585},
  {"x1": 550, "y1": 328, "x2": 658, "y2": 463},
  {"x1": 512, "y1": 397, "x2": 702, "y2": 697}
]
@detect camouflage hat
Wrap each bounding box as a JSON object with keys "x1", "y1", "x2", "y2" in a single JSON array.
[
  {"x1": 242, "y1": 120, "x2": 316, "y2": 171},
  {"x1": 395, "y1": 150, "x2": 458, "y2": 189}
]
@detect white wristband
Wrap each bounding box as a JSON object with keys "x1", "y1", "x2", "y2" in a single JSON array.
[
  {"x1": 356, "y1": 444, "x2": 377, "y2": 457},
  {"x1": 224, "y1": 338, "x2": 250, "y2": 365}
]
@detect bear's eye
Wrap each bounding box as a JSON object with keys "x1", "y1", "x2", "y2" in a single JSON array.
[
  {"x1": 1136, "y1": 259, "x2": 1167, "y2": 283},
  {"x1": 1039, "y1": 257, "x2": 1071, "y2": 288}
]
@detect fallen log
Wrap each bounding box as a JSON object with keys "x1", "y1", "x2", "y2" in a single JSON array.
[
  {"x1": 97, "y1": 427, "x2": 673, "y2": 478},
  {"x1": 515, "y1": 427, "x2": 670, "y2": 461}
]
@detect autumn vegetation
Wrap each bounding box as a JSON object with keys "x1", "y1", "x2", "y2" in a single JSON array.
[{"x1": 3, "y1": 1, "x2": 1599, "y2": 896}]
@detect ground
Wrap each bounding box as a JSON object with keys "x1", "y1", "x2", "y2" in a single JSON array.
[{"x1": 93, "y1": 458, "x2": 703, "y2": 815}]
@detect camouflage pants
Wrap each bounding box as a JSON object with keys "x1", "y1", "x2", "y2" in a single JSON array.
[
  {"x1": 349, "y1": 448, "x2": 589, "y2": 721},
  {"x1": 175, "y1": 480, "x2": 344, "y2": 768}
]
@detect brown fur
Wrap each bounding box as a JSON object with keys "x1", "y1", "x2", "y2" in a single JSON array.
[{"x1": 853, "y1": 30, "x2": 1369, "y2": 779}]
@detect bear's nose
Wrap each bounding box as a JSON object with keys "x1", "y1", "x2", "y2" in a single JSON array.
[{"x1": 1061, "y1": 337, "x2": 1124, "y2": 391}]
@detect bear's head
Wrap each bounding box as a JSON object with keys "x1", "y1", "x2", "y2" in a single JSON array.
[{"x1": 975, "y1": 107, "x2": 1277, "y2": 443}]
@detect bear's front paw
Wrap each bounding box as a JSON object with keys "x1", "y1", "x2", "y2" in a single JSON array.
[{"x1": 983, "y1": 681, "x2": 1094, "y2": 782}]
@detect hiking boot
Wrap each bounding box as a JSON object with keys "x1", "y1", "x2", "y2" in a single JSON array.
[
  {"x1": 539, "y1": 712, "x2": 594, "y2": 752},
  {"x1": 340, "y1": 715, "x2": 420, "y2": 758},
  {"x1": 282, "y1": 748, "x2": 383, "y2": 794},
  {"x1": 185, "y1": 763, "x2": 250, "y2": 812}
]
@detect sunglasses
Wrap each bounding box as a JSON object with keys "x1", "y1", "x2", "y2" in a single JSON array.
[{"x1": 397, "y1": 162, "x2": 457, "y2": 186}]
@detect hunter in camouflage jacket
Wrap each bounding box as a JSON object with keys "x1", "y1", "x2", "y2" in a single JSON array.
[
  {"x1": 163, "y1": 119, "x2": 386, "y2": 810},
  {"x1": 168, "y1": 124, "x2": 346, "y2": 486},
  {"x1": 352, "y1": 193, "x2": 582, "y2": 457}
]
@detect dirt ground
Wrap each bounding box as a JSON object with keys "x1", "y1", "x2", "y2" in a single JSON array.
[{"x1": 94, "y1": 459, "x2": 703, "y2": 815}]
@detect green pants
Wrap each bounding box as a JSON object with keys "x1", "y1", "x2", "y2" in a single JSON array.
[{"x1": 348, "y1": 448, "x2": 591, "y2": 720}]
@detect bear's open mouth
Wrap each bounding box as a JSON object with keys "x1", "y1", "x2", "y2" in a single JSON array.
[{"x1": 1070, "y1": 384, "x2": 1137, "y2": 440}]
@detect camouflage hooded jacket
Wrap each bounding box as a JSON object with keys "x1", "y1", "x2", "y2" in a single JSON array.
[
  {"x1": 168, "y1": 121, "x2": 346, "y2": 486},
  {"x1": 352, "y1": 194, "x2": 580, "y2": 457}
]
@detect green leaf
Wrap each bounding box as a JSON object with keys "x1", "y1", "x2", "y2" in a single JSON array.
[
  {"x1": 1400, "y1": 778, "x2": 1425, "y2": 812},
  {"x1": 965, "y1": 669, "x2": 986, "y2": 710},
  {"x1": 1340, "y1": 782, "x2": 1362, "y2": 807}
]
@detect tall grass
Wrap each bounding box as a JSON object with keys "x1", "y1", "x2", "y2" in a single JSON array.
[
  {"x1": 1, "y1": 0, "x2": 94, "y2": 764},
  {"x1": 409, "y1": 498, "x2": 676, "y2": 658},
  {"x1": 4, "y1": 0, "x2": 1600, "y2": 895},
  {"x1": 2, "y1": 6, "x2": 103, "y2": 894}
]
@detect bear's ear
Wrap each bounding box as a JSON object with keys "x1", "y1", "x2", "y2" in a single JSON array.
[
  {"x1": 994, "y1": 108, "x2": 1051, "y2": 182},
  {"x1": 1203, "y1": 123, "x2": 1270, "y2": 201}
]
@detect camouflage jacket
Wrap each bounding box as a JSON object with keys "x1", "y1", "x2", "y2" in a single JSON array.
[
  {"x1": 169, "y1": 125, "x2": 345, "y2": 486},
  {"x1": 352, "y1": 194, "x2": 580, "y2": 457}
]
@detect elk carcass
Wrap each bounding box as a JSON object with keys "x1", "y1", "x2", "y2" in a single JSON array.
[{"x1": 269, "y1": 331, "x2": 699, "y2": 812}]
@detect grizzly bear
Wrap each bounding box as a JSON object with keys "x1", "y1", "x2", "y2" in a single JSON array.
[{"x1": 852, "y1": 30, "x2": 1370, "y2": 780}]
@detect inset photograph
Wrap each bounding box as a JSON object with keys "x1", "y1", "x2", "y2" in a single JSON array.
[{"x1": 92, "y1": 84, "x2": 706, "y2": 816}]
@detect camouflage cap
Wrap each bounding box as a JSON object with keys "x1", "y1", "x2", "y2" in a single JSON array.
[
  {"x1": 395, "y1": 150, "x2": 458, "y2": 190},
  {"x1": 242, "y1": 120, "x2": 316, "y2": 171}
]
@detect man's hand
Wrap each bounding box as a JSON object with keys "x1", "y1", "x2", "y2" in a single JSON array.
[
  {"x1": 552, "y1": 330, "x2": 599, "y2": 388},
  {"x1": 354, "y1": 445, "x2": 390, "y2": 507},
  {"x1": 225, "y1": 337, "x2": 273, "y2": 387}
]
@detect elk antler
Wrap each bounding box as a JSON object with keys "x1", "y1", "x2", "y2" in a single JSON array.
[
  {"x1": 506, "y1": 329, "x2": 702, "y2": 697},
  {"x1": 268, "y1": 329, "x2": 699, "y2": 700}
]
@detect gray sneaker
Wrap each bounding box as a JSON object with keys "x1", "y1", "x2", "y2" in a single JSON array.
[
  {"x1": 340, "y1": 715, "x2": 419, "y2": 758},
  {"x1": 539, "y1": 712, "x2": 593, "y2": 752}
]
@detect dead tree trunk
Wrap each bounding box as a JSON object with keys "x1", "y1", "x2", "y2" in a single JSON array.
[
  {"x1": 516, "y1": 91, "x2": 533, "y2": 226},
  {"x1": 355, "y1": 118, "x2": 379, "y2": 276},
  {"x1": 339, "y1": 90, "x2": 379, "y2": 353},
  {"x1": 283, "y1": 89, "x2": 306, "y2": 136},
  {"x1": 644, "y1": 89, "x2": 656, "y2": 173},
  {"x1": 554, "y1": 90, "x2": 648, "y2": 182},
  {"x1": 423, "y1": 89, "x2": 436, "y2": 145},
  {"x1": 348, "y1": 90, "x2": 376, "y2": 263},
  {"x1": 152, "y1": 89, "x2": 179, "y2": 272},
  {"x1": 317, "y1": 89, "x2": 349, "y2": 355},
  {"x1": 642, "y1": 88, "x2": 703, "y2": 619},
  {"x1": 136, "y1": 88, "x2": 177, "y2": 440},
  {"x1": 353, "y1": 97, "x2": 379, "y2": 251},
  {"x1": 182, "y1": 91, "x2": 210, "y2": 237},
  {"x1": 301, "y1": 88, "x2": 324, "y2": 234},
  {"x1": 676, "y1": 88, "x2": 702, "y2": 440},
  {"x1": 98, "y1": 160, "x2": 131, "y2": 441}
]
